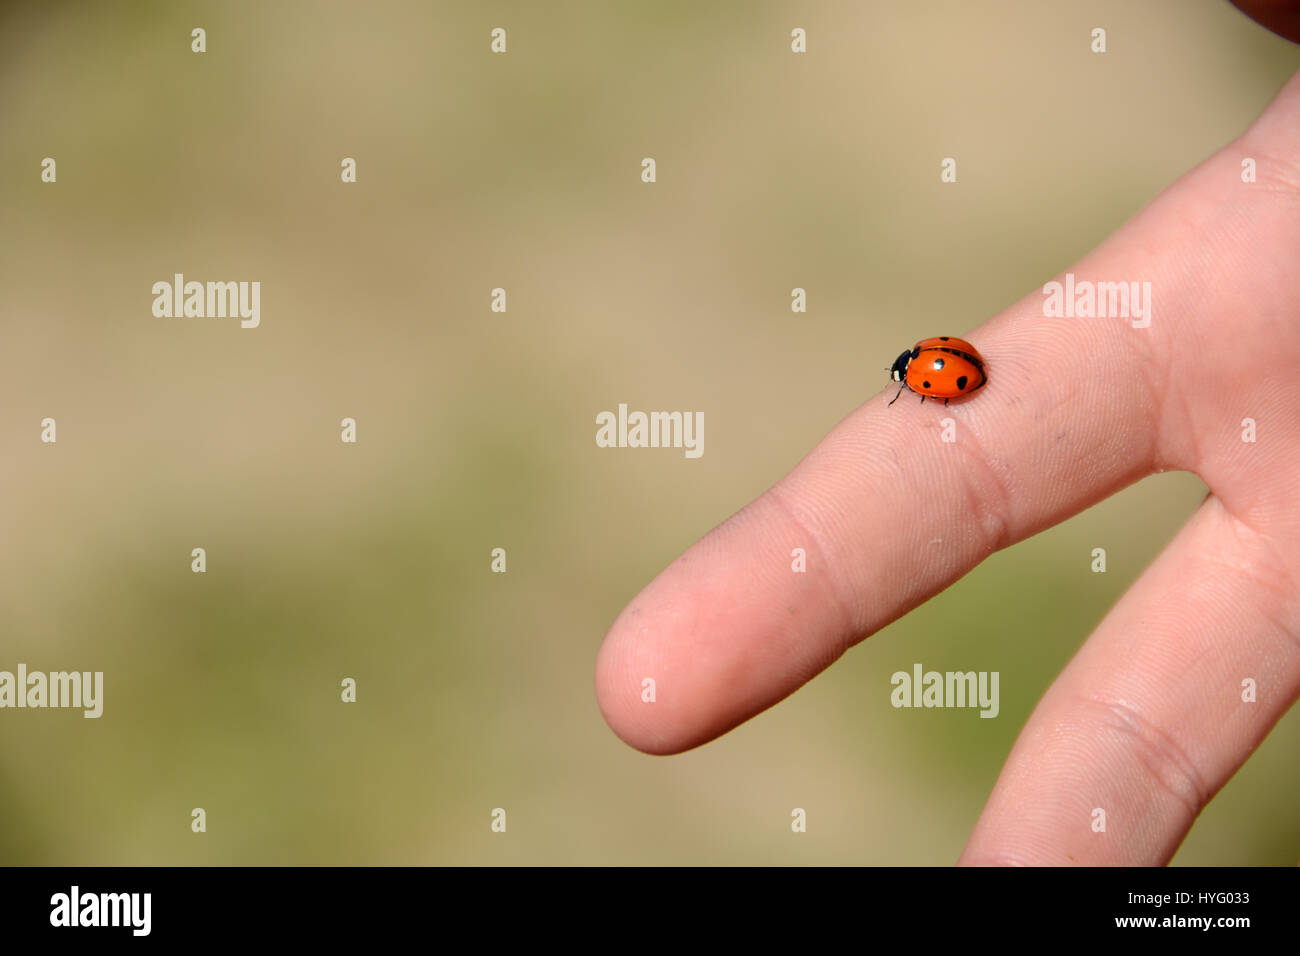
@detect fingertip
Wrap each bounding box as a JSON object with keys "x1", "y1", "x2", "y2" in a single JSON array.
[
  {"x1": 593, "y1": 534, "x2": 811, "y2": 757},
  {"x1": 594, "y1": 583, "x2": 678, "y2": 754},
  {"x1": 593, "y1": 600, "x2": 700, "y2": 756}
]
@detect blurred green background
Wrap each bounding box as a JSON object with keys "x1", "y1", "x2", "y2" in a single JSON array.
[{"x1": 0, "y1": 0, "x2": 1296, "y2": 865}]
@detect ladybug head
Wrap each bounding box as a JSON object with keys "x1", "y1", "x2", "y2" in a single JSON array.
[{"x1": 889, "y1": 349, "x2": 912, "y2": 382}]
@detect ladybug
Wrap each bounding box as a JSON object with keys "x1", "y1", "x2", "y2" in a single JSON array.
[{"x1": 888, "y1": 336, "x2": 987, "y2": 406}]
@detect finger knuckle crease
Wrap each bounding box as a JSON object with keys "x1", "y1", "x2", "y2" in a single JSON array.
[
  {"x1": 766, "y1": 486, "x2": 859, "y2": 650},
  {"x1": 952, "y1": 433, "x2": 1015, "y2": 553},
  {"x1": 1082, "y1": 695, "x2": 1210, "y2": 817}
]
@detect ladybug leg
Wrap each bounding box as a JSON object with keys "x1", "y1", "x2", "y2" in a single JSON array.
[
  {"x1": 887, "y1": 383, "x2": 906, "y2": 406},
  {"x1": 919, "y1": 394, "x2": 925, "y2": 405},
  {"x1": 944, "y1": 398, "x2": 950, "y2": 406}
]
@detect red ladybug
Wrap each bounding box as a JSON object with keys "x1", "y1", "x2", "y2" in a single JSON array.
[{"x1": 888, "y1": 336, "x2": 987, "y2": 406}]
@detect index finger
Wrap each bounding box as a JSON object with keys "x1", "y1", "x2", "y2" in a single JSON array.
[{"x1": 593, "y1": 96, "x2": 1266, "y2": 755}]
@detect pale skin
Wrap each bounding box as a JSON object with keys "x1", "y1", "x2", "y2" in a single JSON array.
[{"x1": 594, "y1": 69, "x2": 1300, "y2": 865}]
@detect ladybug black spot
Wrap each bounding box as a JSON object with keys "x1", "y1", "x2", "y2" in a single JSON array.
[
  {"x1": 940, "y1": 336, "x2": 950, "y2": 340},
  {"x1": 956, "y1": 375, "x2": 968, "y2": 390},
  {"x1": 922, "y1": 381, "x2": 931, "y2": 389}
]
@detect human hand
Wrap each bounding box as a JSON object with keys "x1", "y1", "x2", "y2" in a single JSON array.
[{"x1": 594, "y1": 67, "x2": 1300, "y2": 865}]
